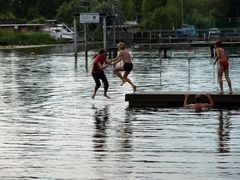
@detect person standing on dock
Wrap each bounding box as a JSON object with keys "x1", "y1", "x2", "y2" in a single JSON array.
[
  {"x1": 184, "y1": 93, "x2": 215, "y2": 112},
  {"x1": 91, "y1": 48, "x2": 111, "y2": 99},
  {"x1": 109, "y1": 42, "x2": 137, "y2": 92},
  {"x1": 213, "y1": 41, "x2": 233, "y2": 94}
]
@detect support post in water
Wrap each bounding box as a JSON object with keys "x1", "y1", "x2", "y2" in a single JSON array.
[
  {"x1": 73, "y1": 15, "x2": 78, "y2": 67},
  {"x1": 84, "y1": 23, "x2": 88, "y2": 69},
  {"x1": 80, "y1": 13, "x2": 100, "y2": 69},
  {"x1": 102, "y1": 15, "x2": 107, "y2": 50}
]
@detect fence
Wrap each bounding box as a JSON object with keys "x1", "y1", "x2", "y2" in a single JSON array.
[{"x1": 120, "y1": 28, "x2": 240, "y2": 45}]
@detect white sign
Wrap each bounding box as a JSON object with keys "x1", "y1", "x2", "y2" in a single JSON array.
[{"x1": 80, "y1": 13, "x2": 100, "y2": 23}]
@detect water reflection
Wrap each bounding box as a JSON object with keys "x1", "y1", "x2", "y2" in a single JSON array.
[
  {"x1": 217, "y1": 110, "x2": 231, "y2": 153},
  {"x1": 118, "y1": 110, "x2": 134, "y2": 152},
  {"x1": 159, "y1": 55, "x2": 162, "y2": 89},
  {"x1": 188, "y1": 57, "x2": 191, "y2": 90},
  {"x1": 15, "y1": 57, "x2": 52, "y2": 108},
  {"x1": 92, "y1": 105, "x2": 109, "y2": 159},
  {"x1": 0, "y1": 47, "x2": 240, "y2": 179}
]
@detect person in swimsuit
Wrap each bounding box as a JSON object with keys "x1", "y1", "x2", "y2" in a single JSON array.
[
  {"x1": 91, "y1": 48, "x2": 111, "y2": 99},
  {"x1": 213, "y1": 41, "x2": 232, "y2": 94},
  {"x1": 109, "y1": 42, "x2": 137, "y2": 92},
  {"x1": 184, "y1": 93, "x2": 215, "y2": 112}
]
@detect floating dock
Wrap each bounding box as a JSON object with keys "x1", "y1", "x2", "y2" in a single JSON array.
[{"x1": 125, "y1": 92, "x2": 240, "y2": 108}]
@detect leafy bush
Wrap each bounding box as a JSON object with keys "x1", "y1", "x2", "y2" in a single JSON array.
[{"x1": 0, "y1": 30, "x2": 57, "y2": 45}]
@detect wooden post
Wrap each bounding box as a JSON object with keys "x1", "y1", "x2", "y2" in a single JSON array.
[
  {"x1": 103, "y1": 16, "x2": 107, "y2": 50},
  {"x1": 163, "y1": 48, "x2": 167, "y2": 58},
  {"x1": 210, "y1": 45, "x2": 214, "y2": 58},
  {"x1": 84, "y1": 23, "x2": 88, "y2": 69},
  {"x1": 73, "y1": 16, "x2": 78, "y2": 67}
]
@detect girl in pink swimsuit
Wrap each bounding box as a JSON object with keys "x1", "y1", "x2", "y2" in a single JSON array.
[{"x1": 214, "y1": 41, "x2": 232, "y2": 94}]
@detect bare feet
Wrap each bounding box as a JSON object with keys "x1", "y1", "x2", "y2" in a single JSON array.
[
  {"x1": 217, "y1": 91, "x2": 223, "y2": 95},
  {"x1": 228, "y1": 91, "x2": 233, "y2": 95},
  {"x1": 91, "y1": 93, "x2": 96, "y2": 99},
  {"x1": 120, "y1": 79, "x2": 126, "y2": 86},
  {"x1": 133, "y1": 85, "x2": 137, "y2": 93},
  {"x1": 104, "y1": 94, "x2": 111, "y2": 99}
]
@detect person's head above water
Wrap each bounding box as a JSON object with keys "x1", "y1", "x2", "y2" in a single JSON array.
[
  {"x1": 194, "y1": 94, "x2": 203, "y2": 103},
  {"x1": 117, "y1": 42, "x2": 126, "y2": 50}
]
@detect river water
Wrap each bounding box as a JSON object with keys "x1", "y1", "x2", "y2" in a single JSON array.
[{"x1": 0, "y1": 45, "x2": 239, "y2": 180}]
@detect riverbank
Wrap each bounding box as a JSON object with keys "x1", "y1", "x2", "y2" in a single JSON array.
[
  {"x1": 0, "y1": 31, "x2": 59, "y2": 46},
  {"x1": 0, "y1": 44, "x2": 62, "y2": 50}
]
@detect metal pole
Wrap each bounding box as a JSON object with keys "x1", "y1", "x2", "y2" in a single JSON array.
[
  {"x1": 103, "y1": 16, "x2": 107, "y2": 50},
  {"x1": 74, "y1": 17, "x2": 78, "y2": 57},
  {"x1": 181, "y1": 0, "x2": 184, "y2": 25},
  {"x1": 113, "y1": 16, "x2": 116, "y2": 44},
  {"x1": 84, "y1": 23, "x2": 88, "y2": 69}
]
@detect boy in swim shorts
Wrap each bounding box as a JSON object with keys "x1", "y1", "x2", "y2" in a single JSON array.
[{"x1": 109, "y1": 42, "x2": 137, "y2": 92}]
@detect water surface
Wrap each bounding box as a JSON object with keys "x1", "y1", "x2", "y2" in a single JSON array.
[{"x1": 0, "y1": 45, "x2": 240, "y2": 180}]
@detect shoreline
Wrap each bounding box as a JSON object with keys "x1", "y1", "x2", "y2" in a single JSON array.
[{"x1": 0, "y1": 44, "x2": 68, "y2": 50}]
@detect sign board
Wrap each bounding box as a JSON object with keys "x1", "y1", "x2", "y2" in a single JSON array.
[{"x1": 80, "y1": 13, "x2": 100, "y2": 23}]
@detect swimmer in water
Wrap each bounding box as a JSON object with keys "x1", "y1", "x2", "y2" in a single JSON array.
[{"x1": 184, "y1": 93, "x2": 214, "y2": 112}]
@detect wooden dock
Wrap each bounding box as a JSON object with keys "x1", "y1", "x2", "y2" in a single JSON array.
[
  {"x1": 125, "y1": 92, "x2": 240, "y2": 108},
  {"x1": 132, "y1": 41, "x2": 240, "y2": 58}
]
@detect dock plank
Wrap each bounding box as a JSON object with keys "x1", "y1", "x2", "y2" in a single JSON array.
[{"x1": 125, "y1": 92, "x2": 240, "y2": 108}]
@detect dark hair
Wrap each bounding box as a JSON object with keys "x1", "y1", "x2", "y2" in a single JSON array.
[
  {"x1": 194, "y1": 94, "x2": 202, "y2": 103},
  {"x1": 215, "y1": 40, "x2": 223, "y2": 48},
  {"x1": 98, "y1": 48, "x2": 106, "y2": 54},
  {"x1": 92, "y1": 48, "x2": 106, "y2": 59}
]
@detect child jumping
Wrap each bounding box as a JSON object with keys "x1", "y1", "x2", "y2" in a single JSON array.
[
  {"x1": 91, "y1": 48, "x2": 111, "y2": 99},
  {"x1": 109, "y1": 42, "x2": 137, "y2": 92}
]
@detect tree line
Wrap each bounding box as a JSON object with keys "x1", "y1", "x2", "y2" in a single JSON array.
[{"x1": 0, "y1": 0, "x2": 240, "y2": 30}]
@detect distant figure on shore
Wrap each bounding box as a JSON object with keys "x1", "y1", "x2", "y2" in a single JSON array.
[
  {"x1": 109, "y1": 42, "x2": 137, "y2": 92},
  {"x1": 184, "y1": 93, "x2": 215, "y2": 112},
  {"x1": 213, "y1": 40, "x2": 232, "y2": 94},
  {"x1": 91, "y1": 48, "x2": 111, "y2": 99}
]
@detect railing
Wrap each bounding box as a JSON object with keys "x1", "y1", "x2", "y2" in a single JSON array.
[{"x1": 127, "y1": 28, "x2": 240, "y2": 44}]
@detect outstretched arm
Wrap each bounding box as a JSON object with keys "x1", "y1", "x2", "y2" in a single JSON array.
[
  {"x1": 213, "y1": 57, "x2": 219, "y2": 65},
  {"x1": 205, "y1": 93, "x2": 215, "y2": 108},
  {"x1": 110, "y1": 52, "x2": 122, "y2": 65},
  {"x1": 213, "y1": 49, "x2": 220, "y2": 65},
  {"x1": 184, "y1": 94, "x2": 190, "y2": 108}
]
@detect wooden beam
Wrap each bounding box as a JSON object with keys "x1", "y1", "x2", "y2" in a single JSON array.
[{"x1": 125, "y1": 92, "x2": 240, "y2": 108}]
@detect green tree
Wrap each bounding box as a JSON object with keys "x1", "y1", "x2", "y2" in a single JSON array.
[
  {"x1": 56, "y1": 1, "x2": 76, "y2": 24},
  {"x1": 228, "y1": 0, "x2": 240, "y2": 17},
  {"x1": 11, "y1": 0, "x2": 67, "y2": 20},
  {"x1": 0, "y1": 0, "x2": 238, "y2": 30},
  {"x1": 0, "y1": 0, "x2": 15, "y2": 19},
  {"x1": 141, "y1": 0, "x2": 170, "y2": 29},
  {"x1": 119, "y1": 0, "x2": 138, "y2": 20}
]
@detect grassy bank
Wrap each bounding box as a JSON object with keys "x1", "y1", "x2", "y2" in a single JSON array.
[{"x1": 0, "y1": 31, "x2": 59, "y2": 45}]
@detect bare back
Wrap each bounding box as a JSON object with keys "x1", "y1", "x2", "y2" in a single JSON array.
[{"x1": 216, "y1": 47, "x2": 225, "y2": 65}]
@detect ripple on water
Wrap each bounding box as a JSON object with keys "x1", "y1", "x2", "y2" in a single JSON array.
[{"x1": 0, "y1": 48, "x2": 240, "y2": 179}]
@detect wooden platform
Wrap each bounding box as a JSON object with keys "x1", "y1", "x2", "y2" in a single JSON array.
[{"x1": 125, "y1": 92, "x2": 240, "y2": 108}]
